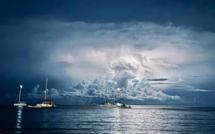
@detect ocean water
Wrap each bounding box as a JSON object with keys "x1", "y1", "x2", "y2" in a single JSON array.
[{"x1": 0, "y1": 105, "x2": 215, "y2": 134}]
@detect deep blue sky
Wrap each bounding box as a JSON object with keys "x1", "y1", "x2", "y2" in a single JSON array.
[
  {"x1": 1, "y1": 0, "x2": 215, "y2": 31},
  {"x1": 1, "y1": 0, "x2": 215, "y2": 105}
]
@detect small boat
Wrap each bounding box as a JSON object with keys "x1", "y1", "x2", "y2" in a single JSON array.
[
  {"x1": 88, "y1": 102, "x2": 97, "y2": 106},
  {"x1": 115, "y1": 102, "x2": 131, "y2": 108},
  {"x1": 28, "y1": 78, "x2": 56, "y2": 108},
  {"x1": 100, "y1": 102, "x2": 117, "y2": 108},
  {"x1": 99, "y1": 88, "x2": 117, "y2": 108},
  {"x1": 14, "y1": 85, "x2": 27, "y2": 107},
  {"x1": 114, "y1": 88, "x2": 131, "y2": 108},
  {"x1": 86, "y1": 97, "x2": 97, "y2": 106}
]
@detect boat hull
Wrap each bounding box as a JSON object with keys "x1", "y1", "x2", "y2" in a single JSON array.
[
  {"x1": 27, "y1": 104, "x2": 56, "y2": 108},
  {"x1": 14, "y1": 103, "x2": 27, "y2": 107},
  {"x1": 27, "y1": 100, "x2": 56, "y2": 108},
  {"x1": 115, "y1": 102, "x2": 132, "y2": 108}
]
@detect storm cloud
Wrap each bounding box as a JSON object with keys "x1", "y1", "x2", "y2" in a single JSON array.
[{"x1": 1, "y1": 20, "x2": 215, "y2": 105}]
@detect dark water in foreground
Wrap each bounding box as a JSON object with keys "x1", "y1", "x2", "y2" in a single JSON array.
[{"x1": 0, "y1": 105, "x2": 215, "y2": 134}]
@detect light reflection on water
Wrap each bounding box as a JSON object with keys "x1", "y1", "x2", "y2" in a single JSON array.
[
  {"x1": 16, "y1": 106, "x2": 23, "y2": 133},
  {"x1": 0, "y1": 105, "x2": 215, "y2": 133},
  {"x1": 29, "y1": 105, "x2": 215, "y2": 133}
]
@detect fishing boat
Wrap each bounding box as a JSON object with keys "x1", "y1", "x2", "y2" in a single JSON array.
[
  {"x1": 100, "y1": 102, "x2": 117, "y2": 107},
  {"x1": 87, "y1": 97, "x2": 97, "y2": 106},
  {"x1": 14, "y1": 85, "x2": 27, "y2": 107},
  {"x1": 88, "y1": 102, "x2": 97, "y2": 106},
  {"x1": 28, "y1": 78, "x2": 56, "y2": 108},
  {"x1": 99, "y1": 88, "x2": 117, "y2": 108},
  {"x1": 115, "y1": 101, "x2": 131, "y2": 108},
  {"x1": 114, "y1": 88, "x2": 131, "y2": 108}
]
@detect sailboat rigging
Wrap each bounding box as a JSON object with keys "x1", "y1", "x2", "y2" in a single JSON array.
[
  {"x1": 14, "y1": 85, "x2": 27, "y2": 107},
  {"x1": 28, "y1": 78, "x2": 56, "y2": 108}
]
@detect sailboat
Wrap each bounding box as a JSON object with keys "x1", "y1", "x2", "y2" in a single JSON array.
[
  {"x1": 100, "y1": 88, "x2": 117, "y2": 108},
  {"x1": 115, "y1": 101, "x2": 131, "y2": 108},
  {"x1": 14, "y1": 85, "x2": 27, "y2": 107},
  {"x1": 87, "y1": 97, "x2": 97, "y2": 106},
  {"x1": 114, "y1": 89, "x2": 131, "y2": 108},
  {"x1": 28, "y1": 78, "x2": 56, "y2": 108}
]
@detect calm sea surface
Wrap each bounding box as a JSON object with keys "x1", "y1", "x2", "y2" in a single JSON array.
[{"x1": 0, "y1": 105, "x2": 215, "y2": 133}]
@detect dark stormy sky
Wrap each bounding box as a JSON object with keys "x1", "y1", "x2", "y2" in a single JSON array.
[{"x1": 1, "y1": 0, "x2": 215, "y2": 106}]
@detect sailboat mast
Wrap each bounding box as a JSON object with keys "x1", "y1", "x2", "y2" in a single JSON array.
[
  {"x1": 19, "y1": 85, "x2": 23, "y2": 103},
  {"x1": 45, "y1": 78, "x2": 48, "y2": 100}
]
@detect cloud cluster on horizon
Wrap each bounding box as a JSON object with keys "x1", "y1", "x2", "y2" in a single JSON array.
[{"x1": 1, "y1": 20, "x2": 215, "y2": 104}]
